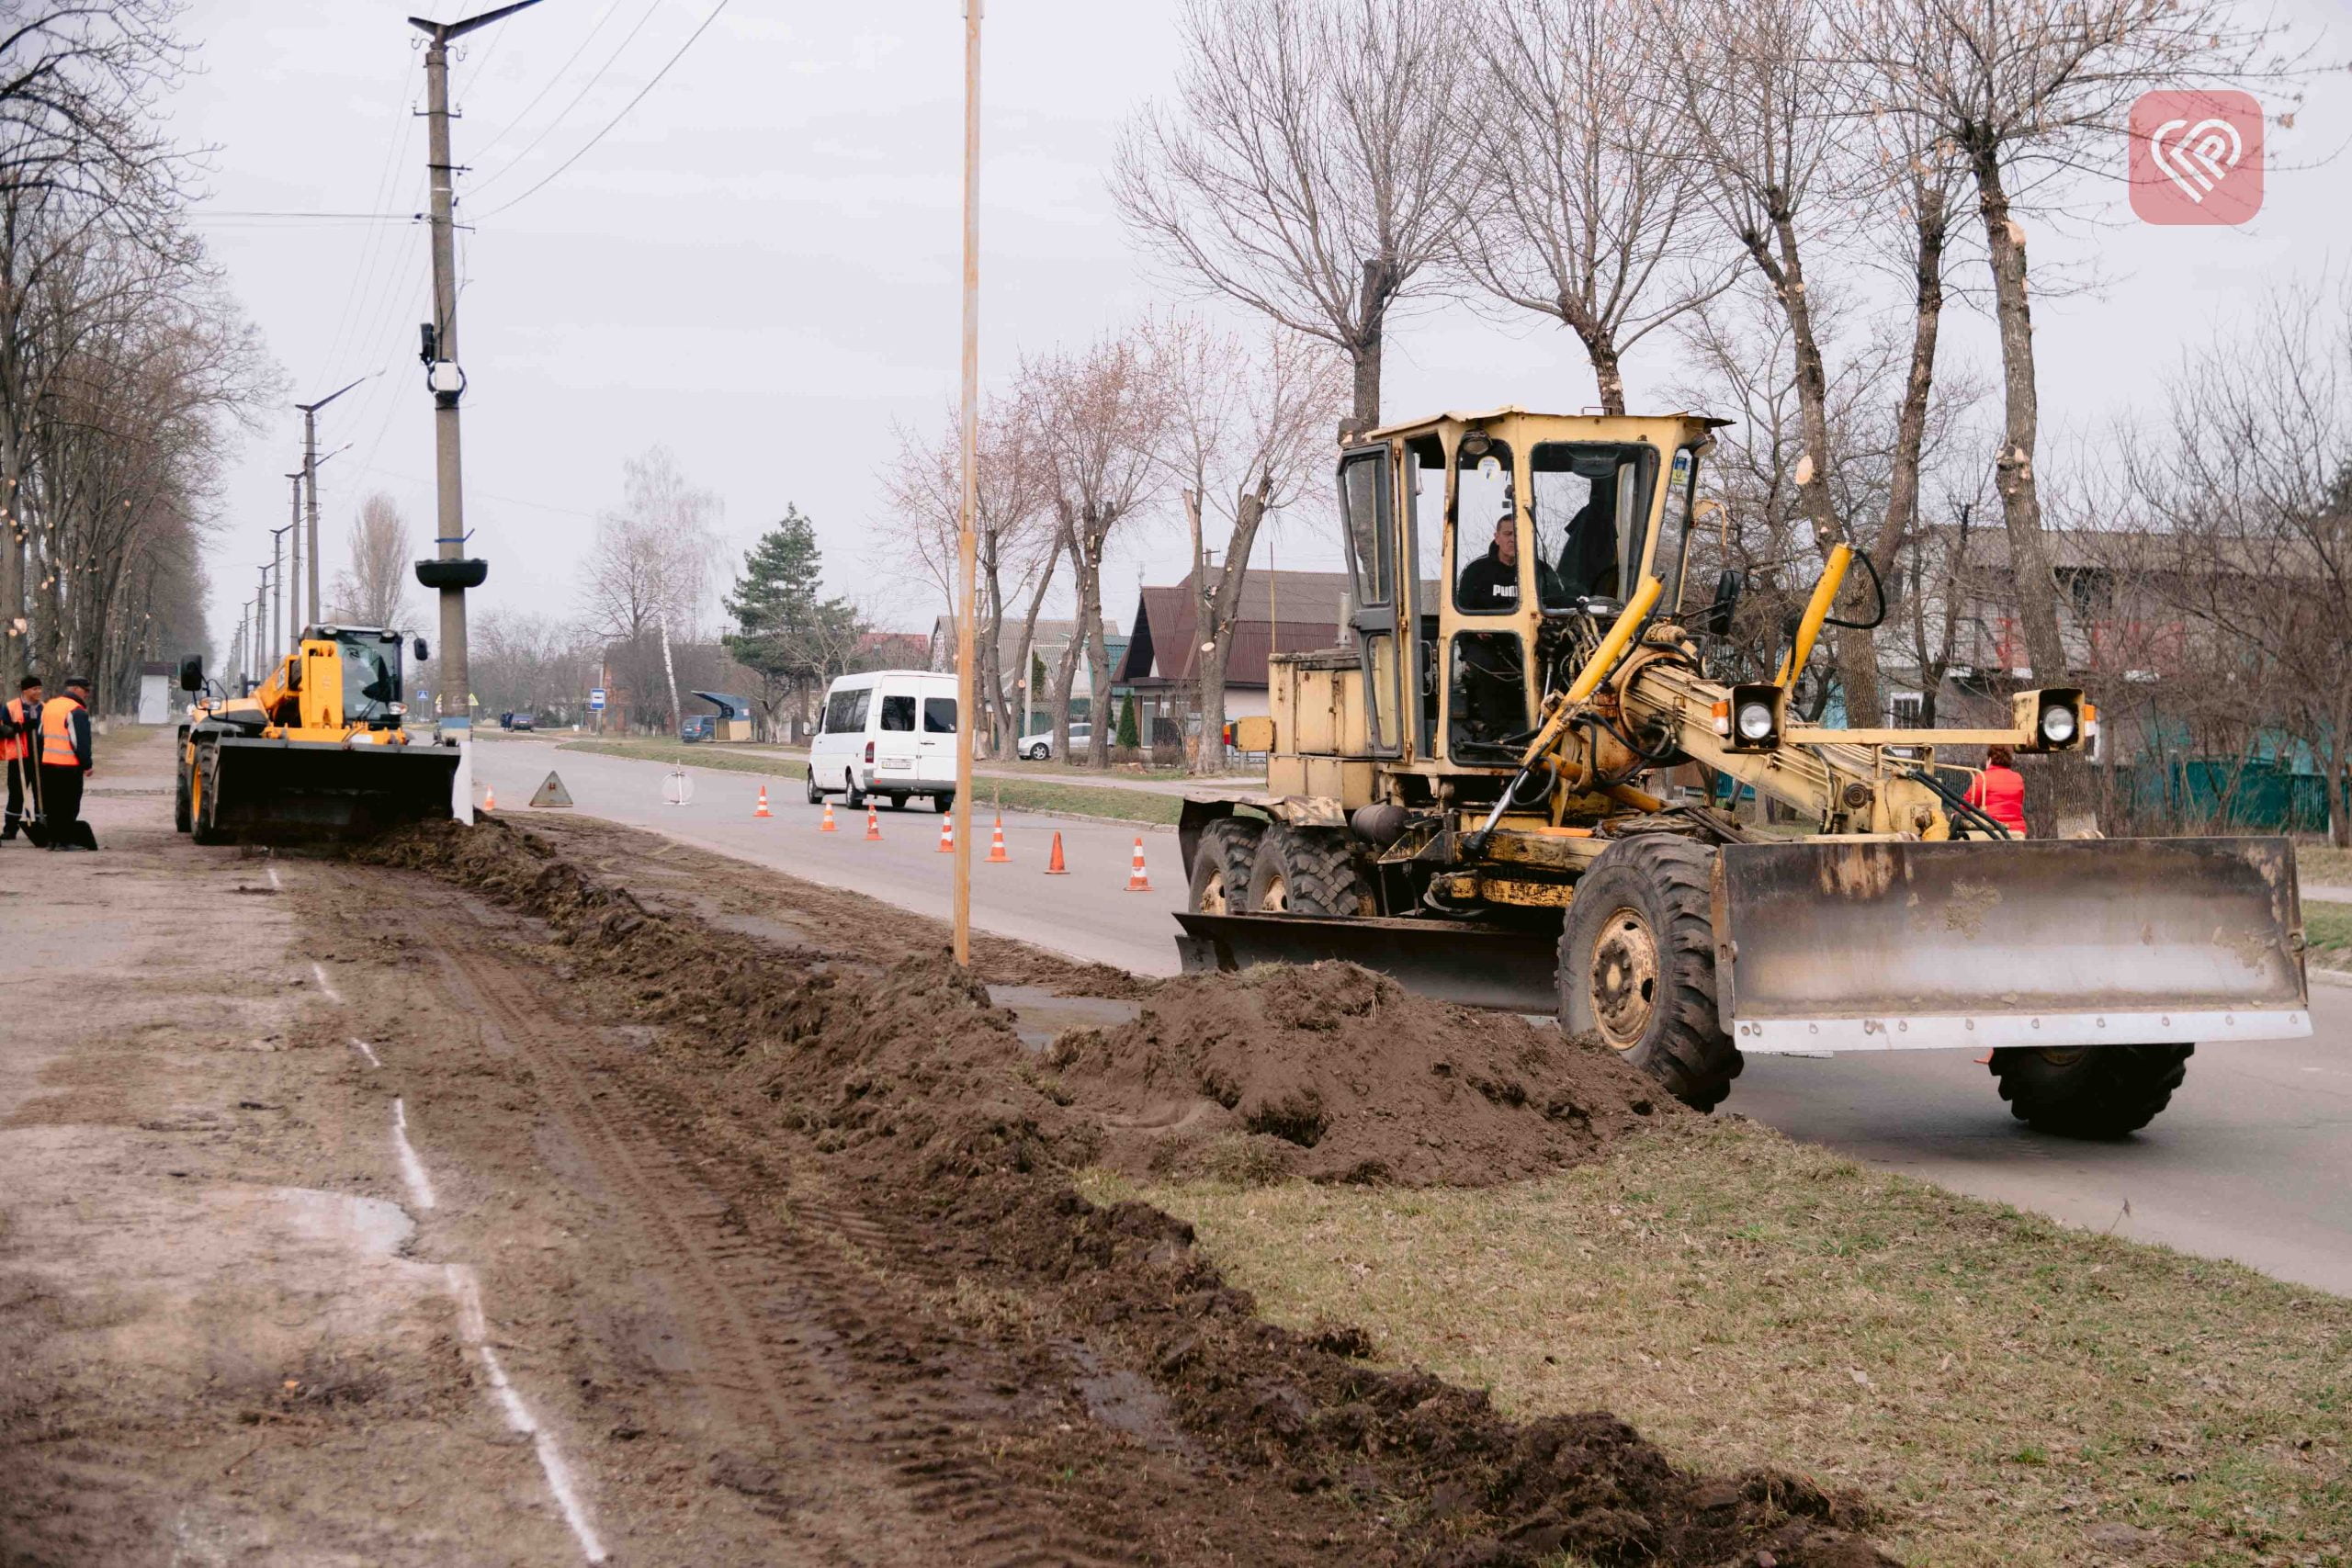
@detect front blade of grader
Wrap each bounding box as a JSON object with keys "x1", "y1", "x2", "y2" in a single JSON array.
[
  {"x1": 1714, "y1": 836, "x2": 2312, "y2": 1053},
  {"x1": 209, "y1": 736, "x2": 459, "y2": 844}
]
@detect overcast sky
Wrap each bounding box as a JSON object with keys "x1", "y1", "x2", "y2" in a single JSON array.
[{"x1": 179, "y1": 0, "x2": 2345, "y2": 655}]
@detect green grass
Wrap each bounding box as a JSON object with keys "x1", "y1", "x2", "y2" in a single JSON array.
[
  {"x1": 1086, "y1": 1120, "x2": 2352, "y2": 1567},
  {"x1": 2306, "y1": 900, "x2": 2352, "y2": 974},
  {"x1": 2298, "y1": 844, "x2": 2352, "y2": 887},
  {"x1": 556, "y1": 738, "x2": 1183, "y2": 827}
]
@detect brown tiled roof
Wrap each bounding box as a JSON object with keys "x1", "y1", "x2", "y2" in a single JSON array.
[{"x1": 1115, "y1": 570, "x2": 1357, "y2": 689}]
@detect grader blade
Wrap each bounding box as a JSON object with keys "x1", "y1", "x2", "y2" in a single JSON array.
[
  {"x1": 209, "y1": 736, "x2": 459, "y2": 844},
  {"x1": 1715, "y1": 837, "x2": 2312, "y2": 1054},
  {"x1": 1174, "y1": 911, "x2": 1562, "y2": 1013}
]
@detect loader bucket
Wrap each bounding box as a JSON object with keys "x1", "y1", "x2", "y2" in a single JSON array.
[
  {"x1": 208, "y1": 736, "x2": 459, "y2": 844},
  {"x1": 1715, "y1": 836, "x2": 2312, "y2": 1053},
  {"x1": 1174, "y1": 910, "x2": 1563, "y2": 1013}
]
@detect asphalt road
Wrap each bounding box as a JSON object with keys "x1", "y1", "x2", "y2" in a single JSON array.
[{"x1": 474, "y1": 738, "x2": 2352, "y2": 1296}]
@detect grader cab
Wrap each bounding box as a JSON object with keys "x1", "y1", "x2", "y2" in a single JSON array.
[{"x1": 1175, "y1": 409, "x2": 2309, "y2": 1136}]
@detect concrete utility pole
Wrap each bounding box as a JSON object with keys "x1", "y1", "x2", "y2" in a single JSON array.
[
  {"x1": 269, "y1": 525, "x2": 294, "y2": 671},
  {"x1": 297, "y1": 379, "x2": 364, "y2": 625},
  {"x1": 951, "y1": 0, "x2": 984, "y2": 967},
  {"x1": 284, "y1": 475, "x2": 304, "y2": 653},
  {"x1": 411, "y1": 0, "x2": 540, "y2": 742}
]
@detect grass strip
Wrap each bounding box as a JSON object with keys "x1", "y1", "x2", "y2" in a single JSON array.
[
  {"x1": 556, "y1": 738, "x2": 1182, "y2": 826},
  {"x1": 2305, "y1": 898, "x2": 2351, "y2": 974},
  {"x1": 1087, "y1": 1119, "x2": 2352, "y2": 1567}
]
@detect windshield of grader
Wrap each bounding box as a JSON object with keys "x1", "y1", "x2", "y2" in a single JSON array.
[
  {"x1": 1530, "y1": 443, "x2": 1657, "y2": 609},
  {"x1": 337, "y1": 632, "x2": 402, "y2": 728}
]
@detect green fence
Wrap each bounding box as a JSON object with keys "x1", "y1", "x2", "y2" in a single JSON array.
[{"x1": 2111, "y1": 758, "x2": 2346, "y2": 834}]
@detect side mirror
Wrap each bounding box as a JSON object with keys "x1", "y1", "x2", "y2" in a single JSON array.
[
  {"x1": 413, "y1": 637, "x2": 429, "y2": 662},
  {"x1": 1703, "y1": 569, "x2": 1743, "y2": 638},
  {"x1": 178, "y1": 655, "x2": 204, "y2": 693}
]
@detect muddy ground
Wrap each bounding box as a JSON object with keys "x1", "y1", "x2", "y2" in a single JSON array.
[{"x1": 1, "y1": 735, "x2": 1894, "y2": 1566}]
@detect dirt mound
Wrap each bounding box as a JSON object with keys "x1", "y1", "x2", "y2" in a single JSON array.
[
  {"x1": 1055, "y1": 963, "x2": 1675, "y2": 1187},
  {"x1": 357, "y1": 818, "x2": 1895, "y2": 1567}
]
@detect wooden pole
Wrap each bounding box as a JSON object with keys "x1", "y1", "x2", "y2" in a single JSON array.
[{"x1": 952, "y1": 0, "x2": 983, "y2": 966}]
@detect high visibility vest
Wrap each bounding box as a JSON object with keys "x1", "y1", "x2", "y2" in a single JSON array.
[
  {"x1": 40, "y1": 695, "x2": 82, "y2": 768},
  {"x1": 0, "y1": 696, "x2": 30, "y2": 761}
]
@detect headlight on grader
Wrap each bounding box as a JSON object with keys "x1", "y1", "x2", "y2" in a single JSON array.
[
  {"x1": 2013, "y1": 687, "x2": 2086, "y2": 752},
  {"x1": 1725, "y1": 682, "x2": 1782, "y2": 752}
]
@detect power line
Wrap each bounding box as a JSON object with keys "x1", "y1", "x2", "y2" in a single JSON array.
[
  {"x1": 473, "y1": 0, "x2": 734, "y2": 220},
  {"x1": 466, "y1": 0, "x2": 669, "y2": 197},
  {"x1": 467, "y1": 0, "x2": 630, "y2": 166}
]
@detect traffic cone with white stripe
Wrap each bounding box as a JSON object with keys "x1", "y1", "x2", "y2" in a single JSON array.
[
  {"x1": 986, "y1": 815, "x2": 1010, "y2": 863},
  {"x1": 820, "y1": 798, "x2": 838, "y2": 832},
  {"x1": 865, "y1": 803, "x2": 881, "y2": 840},
  {"x1": 1124, "y1": 835, "x2": 1151, "y2": 892},
  {"x1": 753, "y1": 785, "x2": 773, "y2": 818},
  {"x1": 937, "y1": 813, "x2": 955, "y2": 853},
  {"x1": 482, "y1": 784, "x2": 496, "y2": 812},
  {"x1": 1044, "y1": 831, "x2": 1068, "y2": 874}
]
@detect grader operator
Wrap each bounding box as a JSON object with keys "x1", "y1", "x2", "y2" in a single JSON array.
[
  {"x1": 174, "y1": 624, "x2": 458, "y2": 844},
  {"x1": 1174, "y1": 409, "x2": 2310, "y2": 1137}
]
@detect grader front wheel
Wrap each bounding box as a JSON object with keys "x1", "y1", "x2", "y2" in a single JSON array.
[
  {"x1": 1558, "y1": 835, "x2": 1741, "y2": 1111},
  {"x1": 1989, "y1": 1044, "x2": 2194, "y2": 1138},
  {"x1": 1244, "y1": 824, "x2": 1373, "y2": 916},
  {"x1": 1187, "y1": 818, "x2": 1265, "y2": 914}
]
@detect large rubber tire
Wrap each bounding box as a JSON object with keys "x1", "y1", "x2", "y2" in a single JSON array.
[
  {"x1": 1989, "y1": 1044, "x2": 2193, "y2": 1138},
  {"x1": 1557, "y1": 835, "x2": 1741, "y2": 1111},
  {"x1": 174, "y1": 755, "x2": 192, "y2": 833},
  {"x1": 843, "y1": 769, "x2": 866, "y2": 810},
  {"x1": 1243, "y1": 824, "x2": 1372, "y2": 915},
  {"x1": 805, "y1": 767, "x2": 823, "y2": 805},
  {"x1": 189, "y1": 746, "x2": 229, "y2": 846},
  {"x1": 1187, "y1": 818, "x2": 1265, "y2": 914},
  {"x1": 933, "y1": 792, "x2": 955, "y2": 816}
]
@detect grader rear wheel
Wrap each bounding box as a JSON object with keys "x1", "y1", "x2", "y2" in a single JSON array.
[
  {"x1": 1244, "y1": 824, "x2": 1372, "y2": 916},
  {"x1": 1989, "y1": 1043, "x2": 2193, "y2": 1138},
  {"x1": 1187, "y1": 818, "x2": 1265, "y2": 914},
  {"x1": 1557, "y1": 834, "x2": 1740, "y2": 1111}
]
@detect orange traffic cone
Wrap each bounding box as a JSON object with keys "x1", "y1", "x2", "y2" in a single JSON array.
[
  {"x1": 482, "y1": 784, "x2": 496, "y2": 812},
  {"x1": 937, "y1": 813, "x2": 956, "y2": 853},
  {"x1": 1044, "y1": 830, "x2": 1068, "y2": 874},
  {"x1": 865, "y1": 803, "x2": 881, "y2": 840},
  {"x1": 753, "y1": 785, "x2": 773, "y2": 818},
  {"x1": 820, "y1": 798, "x2": 838, "y2": 832},
  {"x1": 987, "y1": 815, "x2": 1010, "y2": 863},
  {"x1": 1124, "y1": 835, "x2": 1152, "y2": 892}
]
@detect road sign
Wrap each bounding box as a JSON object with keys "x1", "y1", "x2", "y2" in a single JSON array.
[{"x1": 588, "y1": 688, "x2": 606, "y2": 710}]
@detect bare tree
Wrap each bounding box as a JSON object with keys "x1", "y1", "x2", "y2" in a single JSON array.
[
  {"x1": 1022, "y1": 333, "x2": 1165, "y2": 768},
  {"x1": 331, "y1": 492, "x2": 410, "y2": 629},
  {"x1": 1855, "y1": 0, "x2": 2301, "y2": 706},
  {"x1": 1146, "y1": 314, "x2": 1346, "y2": 772},
  {"x1": 579, "y1": 446, "x2": 720, "y2": 732},
  {"x1": 2123, "y1": 278, "x2": 2352, "y2": 846},
  {"x1": 1111, "y1": 0, "x2": 1468, "y2": 432},
  {"x1": 1453, "y1": 0, "x2": 1730, "y2": 413}
]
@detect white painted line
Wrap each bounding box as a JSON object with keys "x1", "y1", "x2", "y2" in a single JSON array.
[
  {"x1": 349, "y1": 1037, "x2": 382, "y2": 1069},
  {"x1": 445, "y1": 1265, "x2": 609, "y2": 1562},
  {"x1": 266, "y1": 864, "x2": 283, "y2": 891},
  {"x1": 390, "y1": 1099, "x2": 436, "y2": 1212},
  {"x1": 310, "y1": 963, "x2": 342, "y2": 1004}
]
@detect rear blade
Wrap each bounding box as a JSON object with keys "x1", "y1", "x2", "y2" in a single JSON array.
[
  {"x1": 212, "y1": 738, "x2": 459, "y2": 843},
  {"x1": 1174, "y1": 911, "x2": 1559, "y2": 1013},
  {"x1": 1715, "y1": 836, "x2": 2312, "y2": 1052}
]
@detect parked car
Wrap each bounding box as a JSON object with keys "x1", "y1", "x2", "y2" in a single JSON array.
[
  {"x1": 680, "y1": 715, "x2": 717, "y2": 742},
  {"x1": 510, "y1": 712, "x2": 536, "y2": 732},
  {"x1": 1020, "y1": 723, "x2": 1089, "y2": 761},
  {"x1": 807, "y1": 669, "x2": 959, "y2": 812}
]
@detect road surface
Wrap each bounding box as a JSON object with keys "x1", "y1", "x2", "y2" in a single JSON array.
[{"x1": 475, "y1": 737, "x2": 2352, "y2": 1296}]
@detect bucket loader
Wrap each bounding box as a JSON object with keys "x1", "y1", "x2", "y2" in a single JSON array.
[
  {"x1": 174, "y1": 625, "x2": 459, "y2": 845},
  {"x1": 1175, "y1": 408, "x2": 2310, "y2": 1136}
]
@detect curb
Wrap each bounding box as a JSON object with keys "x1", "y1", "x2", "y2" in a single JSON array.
[{"x1": 2310, "y1": 966, "x2": 2352, "y2": 990}]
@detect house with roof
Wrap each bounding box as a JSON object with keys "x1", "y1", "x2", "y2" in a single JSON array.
[{"x1": 1112, "y1": 569, "x2": 1357, "y2": 747}]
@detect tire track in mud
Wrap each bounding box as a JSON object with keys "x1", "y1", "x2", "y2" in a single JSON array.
[{"x1": 366, "y1": 869, "x2": 1153, "y2": 1568}]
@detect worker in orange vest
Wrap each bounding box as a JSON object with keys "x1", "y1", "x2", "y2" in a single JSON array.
[
  {"x1": 1, "y1": 673, "x2": 40, "y2": 841},
  {"x1": 1964, "y1": 744, "x2": 2030, "y2": 839},
  {"x1": 38, "y1": 676, "x2": 95, "y2": 852}
]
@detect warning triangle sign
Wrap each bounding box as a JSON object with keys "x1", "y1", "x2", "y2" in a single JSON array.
[{"x1": 528, "y1": 771, "x2": 574, "y2": 808}]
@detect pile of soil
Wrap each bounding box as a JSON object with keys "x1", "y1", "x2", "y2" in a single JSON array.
[
  {"x1": 358, "y1": 818, "x2": 1894, "y2": 1567},
  {"x1": 1055, "y1": 963, "x2": 1675, "y2": 1187}
]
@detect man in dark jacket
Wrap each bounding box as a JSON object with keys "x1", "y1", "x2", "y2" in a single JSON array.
[
  {"x1": 2, "y1": 673, "x2": 39, "y2": 840},
  {"x1": 37, "y1": 676, "x2": 95, "y2": 851}
]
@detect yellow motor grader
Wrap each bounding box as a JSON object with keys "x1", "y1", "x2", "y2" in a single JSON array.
[
  {"x1": 1175, "y1": 409, "x2": 2310, "y2": 1136},
  {"x1": 174, "y1": 625, "x2": 458, "y2": 845}
]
